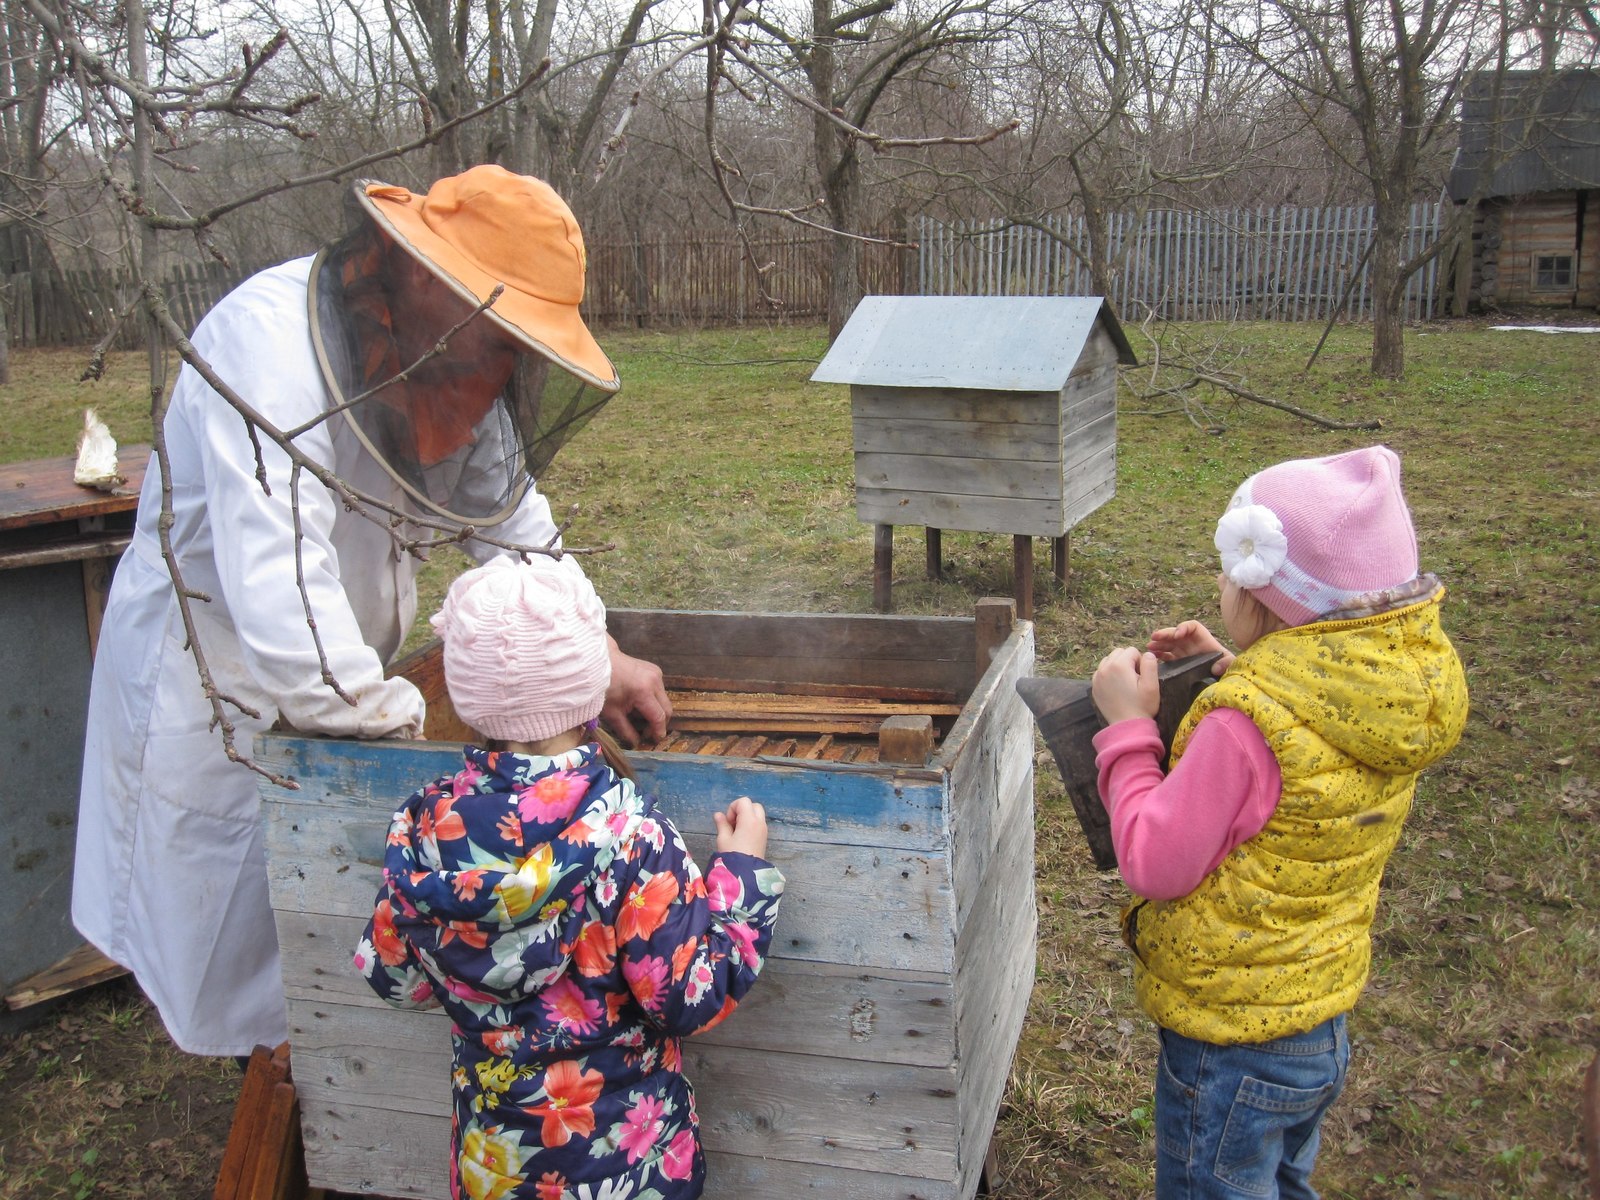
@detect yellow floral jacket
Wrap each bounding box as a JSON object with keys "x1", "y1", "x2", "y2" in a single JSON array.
[{"x1": 1124, "y1": 589, "x2": 1468, "y2": 1044}]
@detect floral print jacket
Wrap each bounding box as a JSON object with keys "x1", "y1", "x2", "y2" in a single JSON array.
[{"x1": 356, "y1": 743, "x2": 784, "y2": 1200}]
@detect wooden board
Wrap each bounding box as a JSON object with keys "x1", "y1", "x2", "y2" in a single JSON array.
[
  {"x1": 255, "y1": 735, "x2": 948, "y2": 851},
  {"x1": 4, "y1": 942, "x2": 127, "y2": 1011},
  {"x1": 607, "y1": 609, "x2": 978, "y2": 696},
  {"x1": 277, "y1": 912, "x2": 955, "y2": 1068},
  {"x1": 855, "y1": 450, "x2": 1074, "y2": 504},
  {"x1": 855, "y1": 488, "x2": 1071, "y2": 539},
  {"x1": 283, "y1": 1003, "x2": 963, "y2": 1186},
  {"x1": 850, "y1": 385, "x2": 1060, "y2": 426},
  {"x1": 854, "y1": 414, "x2": 1067, "y2": 462},
  {"x1": 296, "y1": 1104, "x2": 970, "y2": 1200},
  {"x1": 260, "y1": 783, "x2": 956, "y2": 974},
  {"x1": 944, "y1": 632, "x2": 1037, "y2": 928},
  {"x1": 0, "y1": 445, "x2": 148, "y2": 531}
]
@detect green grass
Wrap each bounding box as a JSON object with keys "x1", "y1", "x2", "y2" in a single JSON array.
[{"x1": 1, "y1": 316, "x2": 1596, "y2": 1197}]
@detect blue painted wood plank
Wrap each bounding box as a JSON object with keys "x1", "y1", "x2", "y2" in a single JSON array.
[{"x1": 256, "y1": 735, "x2": 950, "y2": 850}]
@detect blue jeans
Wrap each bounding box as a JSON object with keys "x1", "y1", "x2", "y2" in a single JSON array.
[{"x1": 1154, "y1": 1015, "x2": 1349, "y2": 1199}]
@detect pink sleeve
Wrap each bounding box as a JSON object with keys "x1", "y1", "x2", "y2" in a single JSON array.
[{"x1": 1091, "y1": 708, "x2": 1281, "y2": 900}]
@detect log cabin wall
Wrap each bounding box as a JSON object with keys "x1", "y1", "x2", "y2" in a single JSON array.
[{"x1": 1475, "y1": 191, "x2": 1600, "y2": 309}]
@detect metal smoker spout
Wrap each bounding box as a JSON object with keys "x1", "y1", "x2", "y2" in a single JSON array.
[{"x1": 1015, "y1": 652, "x2": 1222, "y2": 870}]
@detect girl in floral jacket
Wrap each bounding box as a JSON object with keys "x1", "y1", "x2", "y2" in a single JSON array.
[{"x1": 357, "y1": 555, "x2": 783, "y2": 1200}]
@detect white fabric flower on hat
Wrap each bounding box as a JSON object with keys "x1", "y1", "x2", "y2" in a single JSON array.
[{"x1": 1215, "y1": 503, "x2": 1288, "y2": 588}]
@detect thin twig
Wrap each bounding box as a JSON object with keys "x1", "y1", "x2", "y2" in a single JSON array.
[{"x1": 289, "y1": 462, "x2": 358, "y2": 707}]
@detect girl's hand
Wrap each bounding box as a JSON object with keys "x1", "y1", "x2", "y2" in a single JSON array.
[
  {"x1": 1148, "y1": 620, "x2": 1232, "y2": 676},
  {"x1": 1092, "y1": 647, "x2": 1161, "y2": 724},
  {"x1": 714, "y1": 796, "x2": 770, "y2": 859}
]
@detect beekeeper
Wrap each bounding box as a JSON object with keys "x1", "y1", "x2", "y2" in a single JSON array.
[{"x1": 74, "y1": 166, "x2": 671, "y2": 1057}]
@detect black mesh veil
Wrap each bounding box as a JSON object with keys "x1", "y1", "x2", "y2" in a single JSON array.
[{"x1": 306, "y1": 233, "x2": 615, "y2": 527}]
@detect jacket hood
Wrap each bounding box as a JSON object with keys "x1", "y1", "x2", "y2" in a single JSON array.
[
  {"x1": 1236, "y1": 589, "x2": 1468, "y2": 775},
  {"x1": 382, "y1": 743, "x2": 642, "y2": 1002}
]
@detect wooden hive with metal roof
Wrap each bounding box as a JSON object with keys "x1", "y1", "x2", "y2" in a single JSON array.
[{"x1": 812, "y1": 295, "x2": 1135, "y2": 616}]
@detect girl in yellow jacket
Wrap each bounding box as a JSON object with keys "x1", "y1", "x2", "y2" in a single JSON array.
[{"x1": 1091, "y1": 445, "x2": 1468, "y2": 1199}]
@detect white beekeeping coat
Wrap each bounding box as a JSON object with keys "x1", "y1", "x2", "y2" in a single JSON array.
[{"x1": 73, "y1": 257, "x2": 565, "y2": 1055}]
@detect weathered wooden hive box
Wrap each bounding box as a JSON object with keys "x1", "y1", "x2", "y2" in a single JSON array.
[
  {"x1": 813, "y1": 295, "x2": 1135, "y2": 540},
  {"x1": 0, "y1": 447, "x2": 146, "y2": 1026},
  {"x1": 258, "y1": 602, "x2": 1036, "y2": 1200}
]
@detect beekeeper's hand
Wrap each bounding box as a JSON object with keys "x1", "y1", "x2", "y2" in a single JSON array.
[
  {"x1": 1092, "y1": 647, "x2": 1161, "y2": 725},
  {"x1": 601, "y1": 639, "x2": 672, "y2": 747},
  {"x1": 714, "y1": 796, "x2": 769, "y2": 859}
]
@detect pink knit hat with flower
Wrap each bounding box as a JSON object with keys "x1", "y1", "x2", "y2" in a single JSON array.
[
  {"x1": 1214, "y1": 445, "x2": 1419, "y2": 627},
  {"x1": 430, "y1": 555, "x2": 610, "y2": 743}
]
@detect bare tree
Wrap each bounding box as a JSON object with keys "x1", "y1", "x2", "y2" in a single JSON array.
[
  {"x1": 1219, "y1": 0, "x2": 1520, "y2": 379},
  {"x1": 904, "y1": 0, "x2": 1285, "y2": 309},
  {"x1": 704, "y1": 0, "x2": 1025, "y2": 336}
]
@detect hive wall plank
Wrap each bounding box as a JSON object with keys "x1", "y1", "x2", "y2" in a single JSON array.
[
  {"x1": 300, "y1": 1103, "x2": 962, "y2": 1200},
  {"x1": 279, "y1": 911, "x2": 955, "y2": 1069}
]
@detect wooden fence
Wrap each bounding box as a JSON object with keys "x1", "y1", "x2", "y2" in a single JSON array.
[
  {"x1": 585, "y1": 231, "x2": 909, "y2": 327},
  {"x1": 2, "y1": 205, "x2": 1447, "y2": 348},
  {"x1": 917, "y1": 203, "x2": 1447, "y2": 323},
  {"x1": 1, "y1": 260, "x2": 268, "y2": 350},
  {"x1": 1, "y1": 234, "x2": 909, "y2": 349}
]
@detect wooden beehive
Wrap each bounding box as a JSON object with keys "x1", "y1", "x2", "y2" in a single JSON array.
[
  {"x1": 815, "y1": 295, "x2": 1134, "y2": 538},
  {"x1": 258, "y1": 601, "x2": 1036, "y2": 1200},
  {"x1": 0, "y1": 447, "x2": 146, "y2": 1027},
  {"x1": 812, "y1": 296, "x2": 1135, "y2": 616}
]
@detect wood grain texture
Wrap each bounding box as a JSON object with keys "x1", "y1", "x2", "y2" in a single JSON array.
[
  {"x1": 286, "y1": 1014, "x2": 961, "y2": 1181},
  {"x1": 255, "y1": 735, "x2": 950, "y2": 852},
  {"x1": 944, "y1": 625, "x2": 1036, "y2": 929},
  {"x1": 278, "y1": 912, "x2": 955, "y2": 1068},
  {"x1": 261, "y1": 790, "x2": 956, "y2": 973},
  {"x1": 855, "y1": 488, "x2": 1068, "y2": 538},
  {"x1": 0, "y1": 445, "x2": 147, "y2": 531},
  {"x1": 851, "y1": 385, "x2": 1060, "y2": 426},
  {"x1": 606, "y1": 609, "x2": 978, "y2": 696},
  {"x1": 853, "y1": 414, "x2": 1064, "y2": 462},
  {"x1": 855, "y1": 450, "x2": 1072, "y2": 503},
  {"x1": 298, "y1": 1103, "x2": 969, "y2": 1199}
]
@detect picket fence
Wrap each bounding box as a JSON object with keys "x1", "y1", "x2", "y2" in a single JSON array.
[
  {"x1": 584, "y1": 231, "x2": 908, "y2": 327},
  {"x1": 1, "y1": 203, "x2": 1446, "y2": 348},
  {"x1": 0, "y1": 236, "x2": 909, "y2": 349},
  {"x1": 917, "y1": 203, "x2": 1446, "y2": 322}
]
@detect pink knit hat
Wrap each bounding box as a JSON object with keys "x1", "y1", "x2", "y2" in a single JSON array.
[
  {"x1": 429, "y1": 555, "x2": 611, "y2": 743},
  {"x1": 1214, "y1": 445, "x2": 1419, "y2": 627}
]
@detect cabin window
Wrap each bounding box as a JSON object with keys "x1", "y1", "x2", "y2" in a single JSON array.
[{"x1": 1533, "y1": 254, "x2": 1574, "y2": 290}]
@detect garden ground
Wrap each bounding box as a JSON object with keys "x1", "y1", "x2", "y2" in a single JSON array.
[{"x1": 1, "y1": 315, "x2": 1596, "y2": 1198}]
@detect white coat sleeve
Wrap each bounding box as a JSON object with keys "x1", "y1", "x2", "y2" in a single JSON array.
[{"x1": 181, "y1": 301, "x2": 425, "y2": 738}]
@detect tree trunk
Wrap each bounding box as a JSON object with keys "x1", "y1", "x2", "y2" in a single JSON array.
[
  {"x1": 1369, "y1": 202, "x2": 1407, "y2": 379},
  {"x1": 827, "y1": 226, "x2": 860, "y2": 340},
  {"x1": 820, "y1": 136, "x2": 863, "y2": 338}
]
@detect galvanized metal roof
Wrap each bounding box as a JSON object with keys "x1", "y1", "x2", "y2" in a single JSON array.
[{"x1": 811, "y1": 295, "x2": 1135, "y2": 390}]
